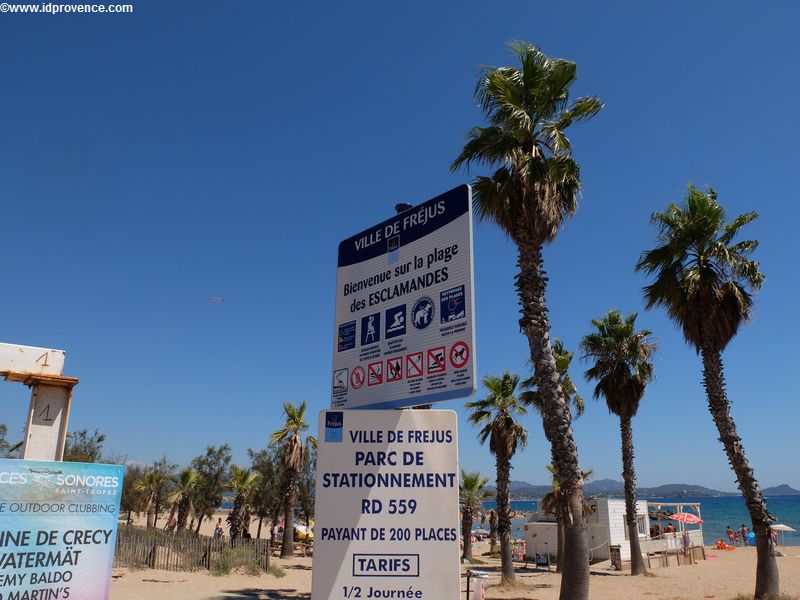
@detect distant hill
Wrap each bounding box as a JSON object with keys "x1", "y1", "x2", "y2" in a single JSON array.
[
  {"x1": 638, "y1": 483, "x2": 737, "y2": 498},
  {"x1": 503, "y1": 479, "x2": 799, "y2": 500},
  {"x1": 505, "y1": 479, "x2": 741, "y2": 499},
  {"x1": 585, "y1": 479, "x2": 624, "y2": 495},
  {"x1": 762, "y1": 484, "x2": 800, "y2": 496}
]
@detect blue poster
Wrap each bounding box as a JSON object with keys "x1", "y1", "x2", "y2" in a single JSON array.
[{"x1": 0, "y1": 459, "x2": 124, "y2": 600}]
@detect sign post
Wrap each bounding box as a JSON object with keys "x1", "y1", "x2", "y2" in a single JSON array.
[
  {"x1": 311, "y1": 410, "x2": 460, "y2": 600},
  {"x1": 332, "y1": 185, "x2": 476, "y2": 409}
]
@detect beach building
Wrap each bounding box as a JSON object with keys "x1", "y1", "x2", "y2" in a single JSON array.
[
  {"x1": 524, "y1": 498, "x2": 650, "y2": 563},
  {"x1": 524, "y1": 498, "x2": 706, "y2": 567}
]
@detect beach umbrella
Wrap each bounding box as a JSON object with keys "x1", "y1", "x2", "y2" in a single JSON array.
[
  {"x1": 770, "y1": 524, "x2": 796, "y2": 546},
  {"x1": 669, "y1": 512, "x2": 703, "y2": 525},
  {"x1": 668, "y1": 512, "x2": 703, "y2": 539}
]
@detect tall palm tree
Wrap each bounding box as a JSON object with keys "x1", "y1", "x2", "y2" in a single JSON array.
[
  {"x1": 459, "y1": 470, "x2": 492, "y2": 563},
  {"x1": 466, "y1": 371, "x2": 527, "y2": 584},
  {"x1": 167, "y1": 468, "x2": 199, "y2": 533},
  {"x1": 636, "y1": 185, "x2": 777, "y2": 597},
  {"x1": 227, "y1": 465, "x2": 260, "y2": 540},
  {"x1": 452, "y1": 41, "x2": 601, "y2": 600},
  {"x1": 270, "y1": 400, "x2": 316, "y2": 558},
  {"x1": 580, "y1": 310, "x2": 656, "y2": 576},
  {"x1": 540, "y1": 465, "x2": 593, "y2": 573}
]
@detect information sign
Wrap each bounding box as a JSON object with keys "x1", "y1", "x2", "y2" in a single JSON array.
[
  {"x1": 332, "y1": 185, "x2": 476, "y2": 408},
  {"x1": 0, "y1": 459, "x2": 123, "y2": 600},
  {"x1": 311, "y1": 410, "x2": 460, "y2": 600}
]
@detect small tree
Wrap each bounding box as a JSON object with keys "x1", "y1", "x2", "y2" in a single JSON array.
[
  {"x1": 120, "y1": 464, "x2": 147, "y2": 524},
  {"x1": 466, "y1": 371, "x2": 527, "y2": 584},
  {"x1": 63, "y1": 429, "x2": 106, "y2": 462},
  {"x1": 0, "y1": 424, "x2": 23, "y2": 458},
  {"x1": 270, "y1": 401, "x2": 316, "y2": 558},
  {"x1": 191, "y1": 444, "x2": 232, "y2": 534},
  {"x1": 459, "y1": 470, "x2": 492, "y2": 563},
  {"x1": 227, "y1": 465, "x2": 259, "y2": 540},
  {"x1": 248, "y1": 446, "x2": 284, "y2": 539},
  {"x1": 167, "y1": 468, "x2": 199, "y2": 533},
  {"x1": 540, "y1": 465, "x2": 593, "y2": 572}
]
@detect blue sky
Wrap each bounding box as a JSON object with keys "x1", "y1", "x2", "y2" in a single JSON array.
[{"x1": 1, "y1": 0, "x2": 798, "y2": 492}]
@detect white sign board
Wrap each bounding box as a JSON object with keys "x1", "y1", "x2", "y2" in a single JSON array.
[
  {"x1": 332, "y1": 185, "x2": 476, "y2": 409},
  {"x1": 311, "y1": 410, "x2": 460, "y2": 600},
  {"x1": 0, "y1": 342, "x2": 65, "y2": 376}
]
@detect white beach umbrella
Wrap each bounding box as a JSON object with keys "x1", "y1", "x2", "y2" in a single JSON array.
[{"x1": 770, "y1": 523, "x2": 795, "y2": 546}]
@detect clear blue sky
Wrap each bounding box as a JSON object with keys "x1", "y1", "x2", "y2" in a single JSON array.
[{"x1": 2, "y1": 0, "x2": 798, "y2": 492}]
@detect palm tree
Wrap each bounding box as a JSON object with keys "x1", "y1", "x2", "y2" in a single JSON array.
[
  {"x1": 540, "y1": 465, "x2": 593, "y2": 573},
  {"x1": 227, "y1": 465, "x2": 260, "y2": 540},
  {"x1": 522, "y1": 339, "x2": 585, "y2": 423},
  {"x1": 580, "y1": 310, "x2": 656, "y2": 576},
  {"x1": 134, "y1": 470, "x2": 168, "y2": 529},
  {"x1": 466, "y1": 371, "x2": 527, "y2": 584},
  {"x1": 636, "y1": 185, "x2": 777, "y2": 597},
  {"x1": 167, "y1": 468, "x2": 199, "y2": 533},
  {"x1": 270, "y1": 400, "x2": 316, "y2": 558},
  {"x1": 459, "y1": 470, "x2": 492, "y2": 563},
  {"x1": 452, "y1": 41, "x2": 602, "y2": 600}
]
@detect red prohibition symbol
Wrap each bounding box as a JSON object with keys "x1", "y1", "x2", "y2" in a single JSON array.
[
  {"x1": 449, "y1": 342, "x2": 470, "y2": 369},
  {"x1": 350, "y1": 366, "x2": 365, "y2": 389}
]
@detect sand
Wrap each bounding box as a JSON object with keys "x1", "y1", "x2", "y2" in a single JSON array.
[
  {"x1": 110, "y1": 542, "x2": 800, "y2": 599},
  {"x1": 126, "y1": 511, "x2": 282, "y2": 539}
]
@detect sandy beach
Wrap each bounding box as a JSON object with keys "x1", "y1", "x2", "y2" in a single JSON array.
[{"x1": 110, "y1": 542, "x2": 800, "y2": 599}]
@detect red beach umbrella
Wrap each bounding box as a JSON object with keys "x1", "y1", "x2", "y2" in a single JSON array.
[{"x1": 670, "y1": 512, "x2": 703, "y2": 525}]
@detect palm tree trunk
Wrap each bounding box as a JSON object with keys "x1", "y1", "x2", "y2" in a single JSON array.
[
  {"x1": 620, "y1": 416, "x2": 647, "y2": 575},
  {"x1": 516, "y1": 241, "x2": 588, "y2": 600},
  {"x1": 281, "y1": 471, "x2": 298, "y2": 558},
  {"x1": 461, "y1": 506, "x2": 473, "y2": 562},
  {"x1": 556, "y1": 518, "x2": 564, "y2": 573},
  {"x1": 495, "y1": 452, "x2": 515, "y2": 584},
  {"x1": 489, "y1": 511, "x2": 497, "y2": 554},
  {"x1": 195, "y1": 514, "x2": 204, "y2": 535},
  {"x1": 701, "y1": 345, "x2": 779, "y2": 599},
  {"x1": 257, "y1": 517, "x2": 263, "y2": 539}
]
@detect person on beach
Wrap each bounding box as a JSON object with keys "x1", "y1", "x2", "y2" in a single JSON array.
[
  {"x1": 214, "y1": 518, "x2": 224, "y2": 539},
  {"x1": 726, "y1": 525, "x2": 735, "y2": 545},
  {"x1": 165, "y1": 515, "x2": 177, "y2": 533},
  {"x1": 664, "y1": 522, "x2": 675, "y2": 534},
  {"x1": 741, "y1": 524, "x2": 750, "y2": 546}
]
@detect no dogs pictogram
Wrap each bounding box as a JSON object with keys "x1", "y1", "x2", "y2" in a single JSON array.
[
  {"x1": 427, "y1": 347, "x2": 446, "y2": 374},
  {"x1": 449, "y1": 342, "x2": 470, "y2": 369},
  {"x1": 368, "y1": 361, "x2": 383, "y2": 386},
  {"x1": 386, "y1": 356, "x2": 403, "y2": 382},
  {"x1": 350, "y1": 366, "x2": 365, "y2": 389},
  {"x1": 406, "y1": 352, "x2": 423, "y2": 378}
]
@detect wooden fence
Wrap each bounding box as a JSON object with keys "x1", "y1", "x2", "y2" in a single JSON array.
[{"x1": 114, "y1": 526, "x2": 270, "y2": 572}]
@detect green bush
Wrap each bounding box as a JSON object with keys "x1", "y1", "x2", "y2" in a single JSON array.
[{"x1": 211, "y1": 545, "x2": 263, "y2": 576}]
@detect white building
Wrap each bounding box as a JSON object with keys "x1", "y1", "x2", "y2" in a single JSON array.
[{"x1": 524, "y1": 498, "x2": 650, "y2": 563}]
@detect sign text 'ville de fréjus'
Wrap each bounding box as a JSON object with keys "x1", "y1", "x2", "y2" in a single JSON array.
[{"x1": 332, "y1": 185, "x2": 476, "y2": 409}]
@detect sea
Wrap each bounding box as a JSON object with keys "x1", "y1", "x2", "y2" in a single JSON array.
[{"x1": 483, "y1": 496, "x2": 800, "y2": 546}]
